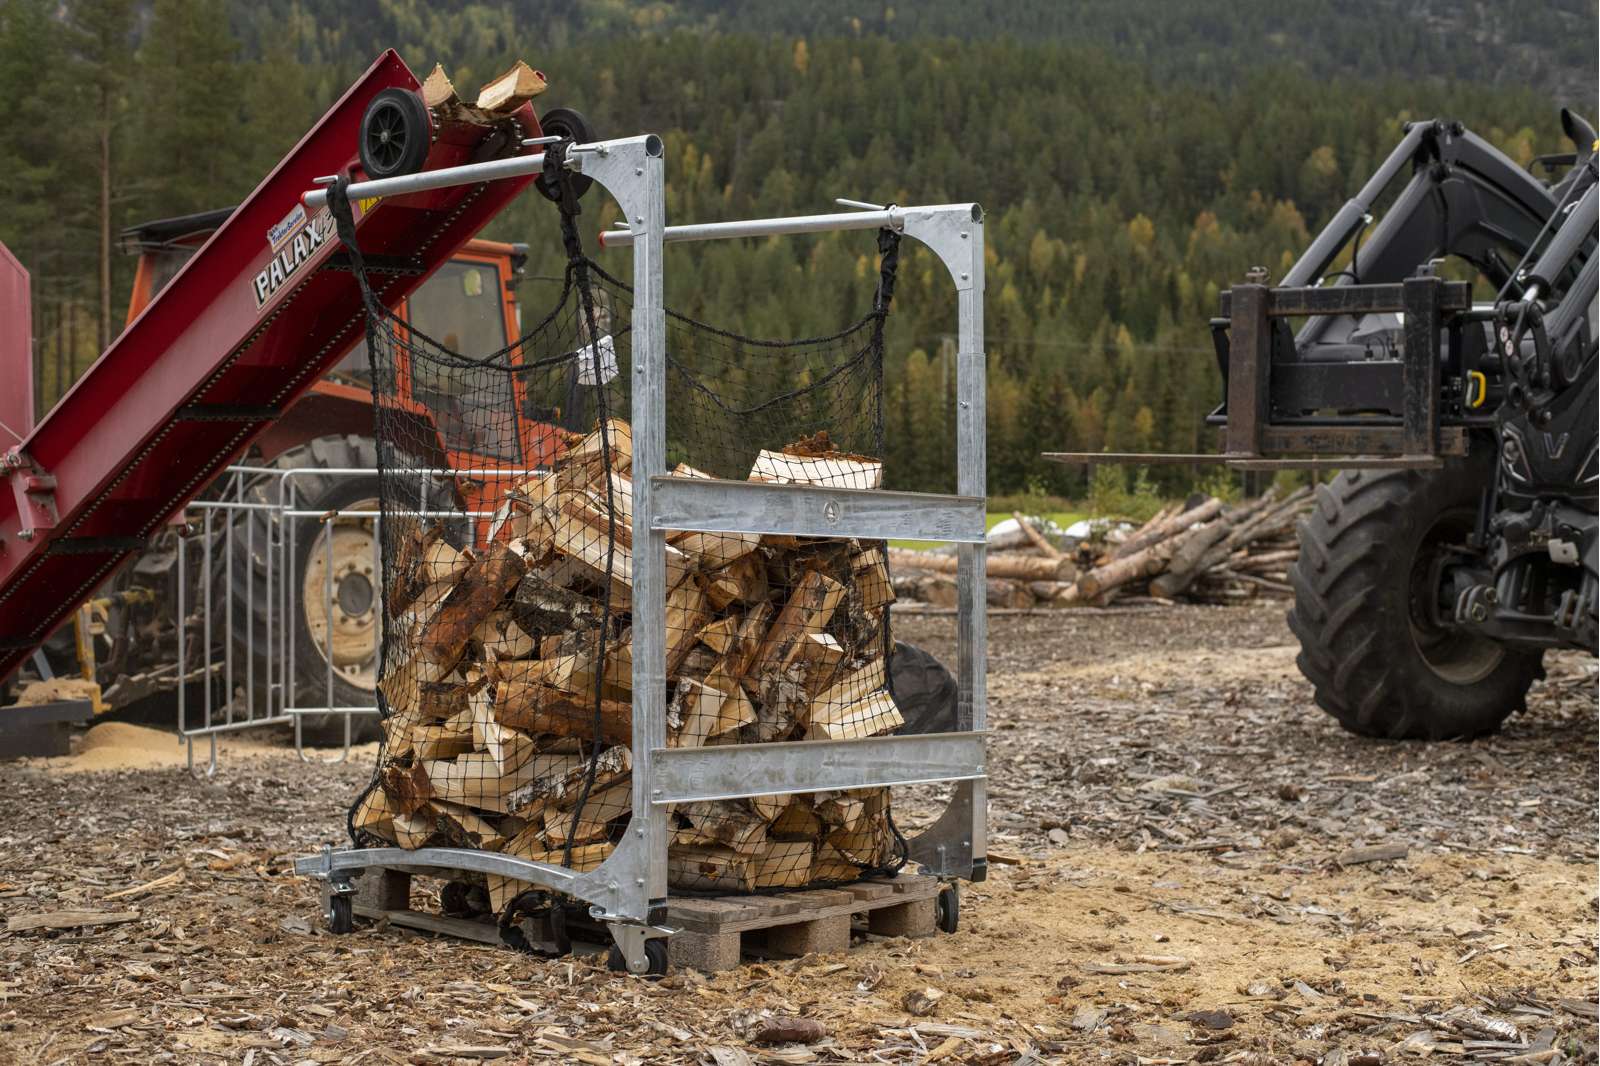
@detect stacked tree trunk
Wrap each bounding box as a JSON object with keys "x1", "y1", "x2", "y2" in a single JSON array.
[
  {"x1": 889, "y1": 488, "x2": 1313, "y2": 609},
  {"x1": 353, "y1": 421, "x2": 901, "y2": 909}
]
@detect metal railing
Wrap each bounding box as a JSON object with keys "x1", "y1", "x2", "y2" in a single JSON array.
[{"x1": 174, "y1": 464, "x2": 542, "y2": 775}]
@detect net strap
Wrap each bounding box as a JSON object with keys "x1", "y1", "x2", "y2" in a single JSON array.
[{"x1": 543, "y1": 140, "x2": 620, "y2": 870}]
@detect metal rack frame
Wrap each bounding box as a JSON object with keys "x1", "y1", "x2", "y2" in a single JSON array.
[{"x1": 295, "y1": 134, "x2": 988, "y2": 973}]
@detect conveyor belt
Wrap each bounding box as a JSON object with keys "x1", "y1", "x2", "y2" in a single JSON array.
[{"x1": 0, "y1": 49, "x2": 541, "y2": 681}]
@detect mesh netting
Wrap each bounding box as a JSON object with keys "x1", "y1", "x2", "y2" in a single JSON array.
[{"x1": 332, "y1": 160, "x2": 911, "y2": 919}]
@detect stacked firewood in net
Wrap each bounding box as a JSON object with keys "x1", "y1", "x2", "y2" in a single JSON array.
[
  {"x1": 352, "y1": 421, "x2": 903, "y2": 909},
  {"x1": 890, "y1": 487, "x2": 1313, "y2": 609}
]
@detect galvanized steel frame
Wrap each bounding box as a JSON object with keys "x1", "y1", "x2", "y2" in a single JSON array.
[{"x1": 294, "y1": 135, "x2": 988, "y2": 973}]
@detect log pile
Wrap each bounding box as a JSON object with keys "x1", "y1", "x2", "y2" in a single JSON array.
[
  {"x1": 353, "y1": 421, "x2": 902, "y2": 908},
  {"x1": 890, "y1": 488, "x2": 1313, "y2": 609}
]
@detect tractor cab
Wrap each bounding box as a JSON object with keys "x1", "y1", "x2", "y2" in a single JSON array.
[{"x1": 119, "y1": 209, "x2": 543, "y2": 478}]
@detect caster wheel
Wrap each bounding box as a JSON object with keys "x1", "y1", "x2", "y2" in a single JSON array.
[
  {"x1": 327, "y1": 893, "x2": 354, "y2": 935},
  {"x1": 935, "y1": 883, "x2": 959, "y2": 934},
  {"x1": 534, "y1": 107, "x2": 598, "y2": 203},
  {"x1": 360, "y1": 88, "x2": 431, "y2": 180},
  {"x1": 606, "y1": 937, "x2": 668, "y2": 976}
]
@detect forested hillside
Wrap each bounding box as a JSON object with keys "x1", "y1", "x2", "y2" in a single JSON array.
[{"x1": 2, "y1": 1, "x2": 1593, "y2": 494}]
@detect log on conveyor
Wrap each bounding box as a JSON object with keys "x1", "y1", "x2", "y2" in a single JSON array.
[{"x1": 359, "y1": 422, "x2": 907, "y2": 906}]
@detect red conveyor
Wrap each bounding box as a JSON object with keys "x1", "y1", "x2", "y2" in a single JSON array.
[{"x1": 0, "y1": 50, "x2": 541, "y2": 681}]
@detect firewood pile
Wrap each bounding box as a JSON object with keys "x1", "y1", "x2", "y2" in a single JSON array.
[
  {"x1": 350, "y1": 420, "x2": 904, "y2": 909},
  {"x1": 890, "y1": 487, "x2": 1313, "y2": 610}
]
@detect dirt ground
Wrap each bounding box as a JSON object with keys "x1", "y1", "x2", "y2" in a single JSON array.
[{"x1": 1, "y1": 601, "x2": 1594, "y2": 1065}]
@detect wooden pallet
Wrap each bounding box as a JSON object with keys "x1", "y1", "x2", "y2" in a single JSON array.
[
  {"x1": 343, "y1": 866, "x2": 940, "y2": 971},
  {"x1": 664, "y1": 871, "x2": 940, "y2": 972}
]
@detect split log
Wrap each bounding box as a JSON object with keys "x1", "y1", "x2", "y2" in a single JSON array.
[
  {"x1": 750, "y1": 449, "x2": 882, "y2": 489},
  {"x1": 415, "y1": 543, "x2": 527, "y2": 681},
  {"x1": 668, "y1": 845, "x2": 755, "y2": 893},
  {"x1": 475, "y1": 60, "x2": 548, "y2": 113},
  {"x1": 494, "y1": 677, "x2": 632, "y2": 745}
]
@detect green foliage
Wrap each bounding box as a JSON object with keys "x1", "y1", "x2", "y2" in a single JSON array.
[
  {"x1": 1192, "y1": 467, "x2": 1244, "y2": 505},
  {"x1": 2, "y1": 1, "x2": 1592, "y2": 494},
  {"x1": 1087, "y1": 464, "x2": 1165, "y2": 522}
]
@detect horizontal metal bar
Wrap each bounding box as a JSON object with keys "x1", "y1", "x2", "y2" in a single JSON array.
[
  {"x1": 302, "y1": 151, "x2": 547, "y2": 209},
  {"x1": 600, "y1": 203, "x2": 982, "y2": 249},
  {"x1": 1254, "y1": 424, "x2": 1468, "y2": 456},
  {"x1": 1218, "y1": 280, "x2": 1472, "y2": 317},
  {"x1": 1042, "y1": 452, "x2": 1232, "y2": 466},
  {"x1": 282, "y1": 706, "x2": 379, "y2": 716},
  {"x1": 601, "y1": 208, "x2": 896, "y2": 248},
  {"x1": 180, "y1": 714, "x2": 293, "y2": 738},
  {"x1": 293, "y1": 846, "x2": 584, "y2": 890},
  {"x1": 649, "y1": 731, "x2": 987, "y2": 805},
  {"x1": 1227, "y1": 455, "x2": 1444, "y2": 470},
  {"x1": 648, "y1": 476, "x2": 986, "y2": 543}
]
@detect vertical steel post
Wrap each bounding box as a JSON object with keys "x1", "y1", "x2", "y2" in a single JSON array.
[
  {"x1": 1225, "y1": 284, "x2": 1271, "y2": 456},
  {"x1": 1402, "y1": 274, "x2": 1442, "y2": 458},
  {"x1": 899, "y1": 204, "x2": 987, "y2": 878},
  {"x1": 625, "y1": 142, "x2": 671, "y2": 916}
]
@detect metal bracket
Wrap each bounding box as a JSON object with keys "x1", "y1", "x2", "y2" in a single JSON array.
[
  {"x1": 5, "y1": 451, "x2": 57, "y2": 540},
  {"x1": 898, "y1": 204, "x2": 984, "y2": 294}
]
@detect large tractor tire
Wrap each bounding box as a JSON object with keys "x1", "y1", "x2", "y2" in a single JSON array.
[
  {"x1": 222, "y1": 436, "x2": 390, "y2": 745},
  {"x1": 1287, "y1": 456, "x2": 1542, "y2": 740}
]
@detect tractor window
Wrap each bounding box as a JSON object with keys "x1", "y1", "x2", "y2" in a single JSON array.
[
  {"x1": 326, "y1": 340, "x2": 371, "y2": 386},
  {"x1": 405, "y1": 261, "x2": 519, "y2": 460}
]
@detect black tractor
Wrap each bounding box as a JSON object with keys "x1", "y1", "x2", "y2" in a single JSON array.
[{"x1": 1206, "y1": 110, "x2": 1597, "y2": 739}]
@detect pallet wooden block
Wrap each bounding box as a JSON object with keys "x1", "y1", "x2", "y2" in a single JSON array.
[{"x1": 665, "y1": 872, "x2": 940, "y2": 973}]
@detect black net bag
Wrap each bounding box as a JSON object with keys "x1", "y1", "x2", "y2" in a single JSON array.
[{"x1": 333, "y1": 166, "x2": 910, "y2": 912}]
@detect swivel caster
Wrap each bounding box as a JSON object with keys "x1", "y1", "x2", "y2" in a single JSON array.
[
  {"x1": 935, "y1": 883, "x2": 959, "y2": 934},
  {"x1": 327, "y1": 892, "x2": 354, "y2": 935},
  {"x1": 607, "y1": 937, "x2": 668, "y2": 976}
]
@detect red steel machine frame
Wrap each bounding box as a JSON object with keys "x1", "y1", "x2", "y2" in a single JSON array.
[{"x1": 0, "y1": 50, "x2": 543, "y2": 681}]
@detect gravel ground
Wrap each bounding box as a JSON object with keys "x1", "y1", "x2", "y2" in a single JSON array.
[{"x1": 0, "y1": 601, "x2": 1593, "y2": 1065}]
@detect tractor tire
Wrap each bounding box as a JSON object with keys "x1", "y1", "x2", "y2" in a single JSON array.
[{"x1": 1287, "y1": 456, "x2": 1542, "y2": 740}]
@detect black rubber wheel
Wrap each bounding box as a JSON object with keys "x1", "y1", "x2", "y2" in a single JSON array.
[
  {"x1": 360, "y1": 88, "x2": 431, "y2": 180},
  {"x1": 607, "y1": 938, "x2": 669, "y2": 976},
  {"x1": 327, "y1": 893, "x2": 354, "y2": 934},
  {"x1": 935, "y1": 883, "x2": 959, "y2": 934},
  {"x1": 534, "y1": 107, "x2": 598, "y2": 203},
  {"x1": 1287, "y1": 455, "x2": 1542, "y2": 740},
  {"x1": 890, "y1": 641, "x2": 960, "y2": 735}
]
